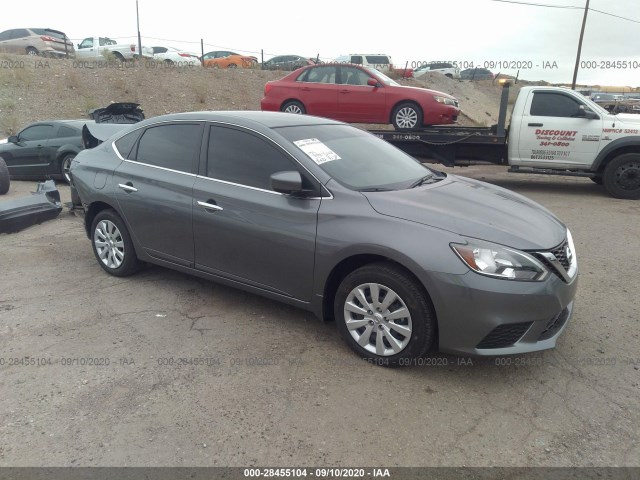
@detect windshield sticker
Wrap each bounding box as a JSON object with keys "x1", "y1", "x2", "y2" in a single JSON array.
[{"x1": 293, "y1": 138, "x2": 341, "y2": 164}]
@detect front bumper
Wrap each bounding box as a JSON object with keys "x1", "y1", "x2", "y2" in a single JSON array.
[{"x1": 424, "y1": 267, "x2": 578, "y2": 356}]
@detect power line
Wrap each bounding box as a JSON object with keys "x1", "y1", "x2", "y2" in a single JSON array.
[{"x1": 487, "y1": 0, "x2": 640, "y2": 23}]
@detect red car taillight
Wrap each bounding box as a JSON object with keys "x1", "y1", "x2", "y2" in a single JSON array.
[
  {"x1": 40, "y1": 35, "x2": 61, "y2": 43},
  {"x1": 264, "y1": 83, "x2": 273, "y2": 95},
  {"x1": 130, "y1": 45, "x2": 136, "y2": 52},
  {"x1": 178, "y1": 53, "x2": 192, "y2": 57}
]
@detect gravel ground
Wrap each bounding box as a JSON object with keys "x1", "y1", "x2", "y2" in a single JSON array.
[{"x1": 0, "y1": 169, "x2": 638, "y2": 468}]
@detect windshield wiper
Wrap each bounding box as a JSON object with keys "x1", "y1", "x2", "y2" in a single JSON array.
[
  {"x1": 358, "y1": 187, "x2": 394, "y2": 192},
  {"x1": 408, "y1": 174, "x2": 437, "y2": 189}
]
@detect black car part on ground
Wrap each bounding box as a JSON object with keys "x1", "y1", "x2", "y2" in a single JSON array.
[
  {"x1": 0, "y1": 155, "x2": 9, "y2": 195},
  {"x1": 0, "y1": 180, "x2": 62, "y2": 234},
  {"x1": 88, "y1": 103, "x2": 145, "y2": 124}
]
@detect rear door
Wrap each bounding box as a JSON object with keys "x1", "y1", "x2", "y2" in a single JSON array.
[
  {"x1": 113, "y1": 122, "x2": 203, "y2": 266},
  {"x1": 192, "y1": 124, "x2": 321, "y2": 300},
  {"x1": 515, "y1": 90, "x2": 602, "y2": 167},
  {"x1": 296, "y1": 65, "x2": 339, "y2": 118}
]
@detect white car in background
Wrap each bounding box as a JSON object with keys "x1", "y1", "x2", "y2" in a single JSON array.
[
  {"x1": 414, "y1": 62, "x2": 461, "y2": 79},
  {"x1": 151, "y1": 46, "x2": 200, "y2": 66}
]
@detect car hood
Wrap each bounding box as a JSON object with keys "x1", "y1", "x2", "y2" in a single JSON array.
[
  {"x1": 362, "y1": 175, "x2": 566, "y2": 250},
  {"x1": 391, "y1": 84, "x2": 456, "y2": 99},
  {"x1": 615, "y1": 113, "x2": 640, "y2": 125}
]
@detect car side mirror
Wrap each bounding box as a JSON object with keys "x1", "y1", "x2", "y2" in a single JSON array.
[
  {"x1": 577, "y1": 105, "x2": 599, "y2": 119},
  {"x1": 271, "y1": 170, "x2": 304, "y2": 195},
  {"x1": 367, "y1": 78, "x2": 380, "y2": 87},
  {"x1": 8, "y1": 135, "x2": 19, "y2": 144}
]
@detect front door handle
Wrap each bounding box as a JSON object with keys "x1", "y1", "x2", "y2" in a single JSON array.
[
  {"x1": 197, "y1": 200, "x2": 223, "y2": 212},
  {"x1": 528, "y1": 123, "x2": 543, "y2": 127},
  {"x1": 118, "y1": 183, "x2": 138, "y2": 193}
]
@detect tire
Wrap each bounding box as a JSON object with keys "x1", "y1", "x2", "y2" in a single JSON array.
[
  {"x1": 445, "y1": 73, "x2": 453, "y2": 78},
  {"x1": 392, "y1": 102, "x2": 423, "y2": 131},
  {"x1": 164, "y1": 59, "x2": 174, "y2": 66},
  {"x1": 90, "y1": 209, "x2": 140, "y2": 277},
  {"x1": 113, "y1": 52, "x2": 125, "y2": 62},
  {"x1": 590, "y1": 175, "x2": 603, "y2": 185},
  {"x1": 602, "y1": 153, "x2": 640, "y2": 199},
  {"x1": 60, "y1": 153, "x2": 75, "y2": 183},
  {"x1": 26, "y1": 47, "x2": 39, "y2": 56},
  {"x1": 0, "y1": 155, "x2": 10, "y2": 195},
  {"x1": 227, "y1": 63, "x2": 237, "y2": 69},
  {"x1": 334, "y1": 262, "x2": 436, "y2": 367},
  {"x1": 281, "y1": 100, "x2": 306, "y2": 115}
]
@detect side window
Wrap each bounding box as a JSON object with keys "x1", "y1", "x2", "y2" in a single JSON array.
[
  {"x1": 79, "y1": 38, "x2": 93, "y2": 49},
  {"x1": 340, "y1": 66, "x2": 371, "y2": 86},
  {"x1": 11, "y1": 29, "x2": 30, "y2": 39},
  {"x1": 56, "y1": 126, "x2": 78, "y2": 138},
  {"x1": 350, "y1": 55, "x2": 363, "y2": 65},
  {"x1": 114, "y1": 130, "x2": 143, "y2": 159},
  {"x1": 134, "y1": 123, "x2": 202, "y2": 173},
  {"x1": 530, "y1": 92, "x2": 582, "y2": 117},
  {"x1": 19, "y1": 125, "x2": 53, "y2": 141},
  {"x1": 302, "y1": 66, "x2": 336, "y2": 84},
  {"x1": 207, "y1": 126, "x2": 303, "y2": 191},
  {"x1": 0, "y1": 31, "x2": 11, "y2": 41},
  {"x1": 365, "y1": 55, "x2": 389, "y2": 65}
]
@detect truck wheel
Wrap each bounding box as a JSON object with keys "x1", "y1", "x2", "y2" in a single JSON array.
[
  {"x1": 113, "y1": 52, "x2": 125, "y2": 62},
  {"x1": 334, "y1": 262, "x2": 436, "y2": 367},
  {"x1": 603, "y1": 153, "x2": 640, "y2": 199},
  {"x1": 0, "y1": 155, "x2": 10, "y2": 195},
  {"x1": 392, "y1": 102, "x2": 423, "y2": 131}
]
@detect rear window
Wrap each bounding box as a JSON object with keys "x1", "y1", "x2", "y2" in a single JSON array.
[
  {"x1": 31, "y1": 29, "x2": 66, "y2": 40},
  {"x1": 57, "y1": 126, "x2": 78, "y2": 138},
  {"x1": 365, "y1": 55, "x2": 390, "y2": 64},
  {"x1": 429, "y1": 62, "x2": 453, "y2": 69}
]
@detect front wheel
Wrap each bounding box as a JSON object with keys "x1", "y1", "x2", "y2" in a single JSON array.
[
  {"x1": 227, "y1": 63, "x2": 237, "y2": 69},
  {"x1": 603, "y1": 153, "x2": 640, "y2": 199},
  {"x1": 60, "y1": 153, "x2": 76, "y2": 183},
  {"x1": 91, "y1": 209, "x2": 140, "y2": 277},
  {"x1": 392, "y1": 102, "x2": 423, "y2": 131},
  {"x1": 334, "y1": 262, "x2": 436, "y2": 367},
  {"x1": 281, "y1": 100, "x2": 306, "y2": 115}
]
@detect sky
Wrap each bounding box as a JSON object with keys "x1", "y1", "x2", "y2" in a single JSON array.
[{"x1": 2, "y1": 0, "x2": 639, "y2": 87}]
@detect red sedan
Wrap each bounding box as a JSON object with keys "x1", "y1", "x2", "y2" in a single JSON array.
[{"x1": 260, "y1": 63, "x2": 460, "y2": 130}]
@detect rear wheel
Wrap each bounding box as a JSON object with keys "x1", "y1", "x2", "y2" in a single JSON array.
[
  {"x1": 26, "y1": 47, "x2": 39, "y2": 56},
  {"x1": 91, "y1": 209, "x2": 140, "y2": 276},
  {"x1": 603, "y1": 153, "x2": 640, "y2": 199},
  {"x1": 0, "y1": 156, "x2": 10, "y2": 195},
  {"x1": 281, "y1": 100, "x2": 306, "y2": 115},
  {"x1": 392, "y1": 102, "x2": 423, "y2": 131},
  {"x1": 227, "y1": 63, "x2": 237, "y2": 69},
  {"x1": 334, "y1": 262, "x2": 436, "y2": 367},
  {"x1": 60, "y1": 153, "x2": 76, "y2": 183},
  {"x1": 113, "y1": 51, "x2": 125, "y2": 62}
]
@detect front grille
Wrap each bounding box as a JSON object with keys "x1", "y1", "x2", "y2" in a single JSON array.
[
  {"x1": 538, "y1": 308, "x2": 569, "y2": 341},
  {"x1": 476, "y1": 322, "x2": 533, "y2": 349},
  {"x1": 550, "y1": 239, "x2": 570, "y2": 270}
]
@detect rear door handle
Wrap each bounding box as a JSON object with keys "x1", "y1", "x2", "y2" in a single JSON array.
[
  {"x1": 118, "y1": 183, "x2": 138, "y2": 193},
  {"x1": 528, "y1": 123, "x2": 543, "y2": 127},
  {"x1": 197, "y1": 200, "x2": 223, "y2": 212}
]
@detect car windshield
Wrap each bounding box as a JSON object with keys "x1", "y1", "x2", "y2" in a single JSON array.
[
  {"x1": 363, "y1": 67, "x2": 399, "y2": 86},
  {"x1": 277, "y1": 124, "x2": 438, "y2": 190}
]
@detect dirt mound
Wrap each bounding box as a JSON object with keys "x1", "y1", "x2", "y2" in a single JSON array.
[{"x1": 0, "y1": 54, "x2": 520, "y2": 135}]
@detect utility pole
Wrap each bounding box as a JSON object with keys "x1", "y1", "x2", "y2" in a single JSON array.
[
  {"x1": 571, "y1": 0, "x2": 590, "y2": 89},
  {"x1": 136, "y1": 0, "x2": 143, "y2": 60}
]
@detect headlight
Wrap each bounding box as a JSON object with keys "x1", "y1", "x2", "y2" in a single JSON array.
[
  {"x1": 433, "y1": 95, "x2": 457, "y2": 106},
  {"x1": 451, "y1": 240, "x2": 549, "y2": 281}
]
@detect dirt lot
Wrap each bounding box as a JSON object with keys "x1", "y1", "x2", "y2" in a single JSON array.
[{"x1": 0, "y1": 169, "x2": 638, "y2": 468}]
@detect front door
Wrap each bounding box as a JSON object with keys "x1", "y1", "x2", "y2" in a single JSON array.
[
  {"x1": 192, "y1": 124, "x2": 321, "y2": 301},
  {"x1": 515, "y1": 90, "x2": 602, "y2": 168}
]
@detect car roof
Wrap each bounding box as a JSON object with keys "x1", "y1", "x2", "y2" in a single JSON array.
[{"x1": 131, "y1": 111, "x2": 343, "y2": 129}]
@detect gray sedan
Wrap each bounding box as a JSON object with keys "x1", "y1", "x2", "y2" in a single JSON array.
[{"x1": 70, "y1": 112, "x2": 578, "y2": 366}]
